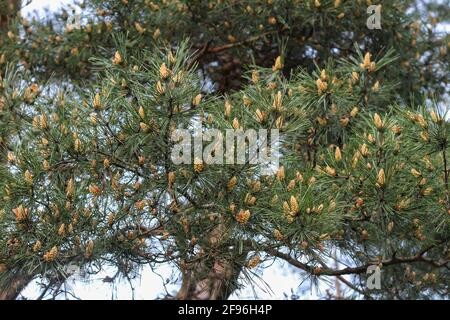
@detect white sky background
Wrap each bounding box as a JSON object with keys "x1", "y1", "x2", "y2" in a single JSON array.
[{"x1": 19, "y1": 0, "x2": 321, "y2": 300}]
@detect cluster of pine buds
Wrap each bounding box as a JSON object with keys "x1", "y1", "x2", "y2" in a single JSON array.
[
  {"x1": 360, "y1": 52, "x2": 376, "y2": 72},
  {"x1": 236, "y1": 209, "x2": 251, "y2": 224},
  {"x1": 247, "y1": 255, "x2": 260, "y2": 269},
  {"x1": 43, "y1": 246, "x2": 58, "y2": 262}
]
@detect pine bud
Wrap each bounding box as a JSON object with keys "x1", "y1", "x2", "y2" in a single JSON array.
[
  {"x1": 360, "y1": 52, "x2": 372, "y2": 69},
  {"x1": 192, "y1": 94, "x2": 202, "y2": 107},
  {"x1": 168, "y1": 171, "x2": 175, "y2": 186},
  {"x1": 236, "y1": 209, "x2": 250, "y2": 224},
  {"x1": 430, "y1": 111, "x2": 441, "y2": 123},
  {"x1": 153, "y1": 28, "x2": 161, "y2": 40},
  {"x1": 224, "y1": 100, "x2": 232, "y2": 118},
  {"x1": 243, "y1": 95, "x2": 252, "y2": 107},
  {"x1": 360, "y1": 143, "x2": 369, "y2": 157},
  {"x1": 275, "y1": 116, "x2": 284, "y2": 129},
  {"x1": 168, "y1": 51, "x2": 176, "y2": 65},
  {"x1": 290, "y1": 196, "x2": 299, "y2": 214},
  {"x1": 160, "y1": 63, "x2": 170, "y2": 79},
  {"x1": 272, "y1": 91, "x2": 283, "y2": 111},
  {"x1": 227, "y1": 176, "x2": 238, "y2": 191},
  {"x1": 66, "y1": 178, "x2": 75, "y2": 198},
  {"x1": 325, "y1": 165, "x2": 336, "y2": 176},
  {"x1": 317, "y1": 117, "x2": 327, "y2": 126},
  {"x1": 316, "y1": 78, "x2": 328, "y2": 95},
  {"x1": 274, "y1": 229, "x2": 283, "y2": 241},
  {"x1": 89, "y1": 184, "x2": 101, "y2": 196},
  {"x1": 43, "y1": 160, "x2": 50, "y2": 171},
  {"x1": 6, "y1": 151, "x2": 15, "y2": 163},
  {"x1": 247, "y1": 255, "x2": 260, "y2": 268},
  {"x1": 372, "y1": 80, "x2": 380, "y2": 92},
  {"x1": 320, "y1": 69, "x2": 328, "y2": 81},
  {"x1": 251, "y1": 70, "x2": 259, "y2": 84},
  {"x1": 33, "y1": 241, "x2": 42, "y2": 252},
  {"x1": 276, "y1": 166, "x2": 285, "y2": 181},
  {"x1": 255, "y1": 109, "x2": 266, "y2": 123},
  {"x1": 232, "y1": 118, "x2": 240, "y2": 129},
  {"x1": 272, "y1": 56, "x2": 283, "y2": 71},
  {"x1": 420, "y1": 131, "x2": 429, "y2": 142},
  {"x1": 387, "y1": 221, "x2": 394, "y2": 234},
  {"x1": 43, "y1": 246, "x2": 58, "y2": 262},
  {"x1": 39, "y1": 114, "x2": 48, "y2": 129},
  {"x1": 140, "y1": 122, "x2": 150, "y2": 133},
  {"x1": 340, "y1": 117, "x2": 349, "y2": 127},
  {"x1": 112, "y1": 51, "x2": 123, "y2": 65},
  {"x1": 24, "y1": 170, "x2": 33, "y2": 185},
  {"x1": 58, "y1": 223, "x2": 65, "y2": 236},
  {"x1": 421, "y1": 187, "x2": 432, "y2": 196},
  {"x1": 90, "y1": 113, "x2": 97, "y2": 125},
  {"x1": 156, "y1": 81, "x2": 165, "y2": 94},
  {"x1": 246, "y1": 195, "x2": 256, "y2": 206},
  {"x1": 12, "y1": 205, "x2": 29, "y2": 223},
  {"x1": 411, "y1": 168, "x2": 421, "y2": 177},
  {"x1": 334, "y1": 146, "x2": 342, "y2": 161},
  {"x1": 74, "y1": 138, "x2": 82, "y2": 152},
  {"x1": 138, "y1": 106, "x2": 145, "y2": 119},
  {"x1": 252, "y1": 181, "x2": 261, "y2": 193},
  {"x1": 287, "y1": 179, "x2": 296, "y2": 192},
  {"x1": 373, "y1": 113, "x2": 383, "y2": 130},
  {"x1": 376, "y1": 168, "x2": 385, "y2": 187},
  {"x1": 194, "y1": 161, "x2": 204, "y2": 173},
  {"x1": 85, "y1": 240, "x2": 94, "y2": 258},
  {"x1": 93, "y1": 93, "x2": 101, "y2": 109},
  {"x1": 134, "y1": 22, "x2": 145, "y2": 34}
]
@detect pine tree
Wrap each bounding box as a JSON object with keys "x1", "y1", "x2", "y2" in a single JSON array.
[{"x1": 0, "y1": 0, "x2": 448, "y2": 300}]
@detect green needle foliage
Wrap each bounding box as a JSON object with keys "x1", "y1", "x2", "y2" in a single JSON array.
[{"x1": 0, "y1": 0, "x2": 448, "y2": 300}]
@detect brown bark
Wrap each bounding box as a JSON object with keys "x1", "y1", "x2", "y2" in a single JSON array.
[
  {"x1": 0, "y1": 272, "x2": 31, "y2": 300},
  {"x1": 0, "y1": 0, "x2": 20, "y2": 30},
  {"x1": 176, "y1": 258, "x2": 241, "y2": 300},
  {"x1": 175, "y1": 223, "x2": 244, "y2": 300}
]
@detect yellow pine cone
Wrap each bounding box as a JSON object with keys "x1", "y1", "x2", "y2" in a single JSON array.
[
  {"x1": 85, "y1": 240, "x2": 94, "y2": 258},
  {"x1": 112, "y1": 51, "x2": 123, "y2": 65},
  {"x1": 236, "y1": 209, "x2": 251, "y2": 224},
  {"x1": 272, "y1": 56, "x2": 283, "y2": 71},
  {"x1": 274, "y1": 229, "x2": 284, "y2": 241},
  {"x1": 373, "y1": 113, "x2": 383, "y2": 130},
  {"x1": 12, "y1": 205, "x2": 29, "y2": 223},
  {"x1": 43, "y1": 246, "x2": 58, "y2": 262},
  {"x1": 376, "y1": 168, "x2": 385, "y2": 187},
  {"x1": 227, "y1": 176, "x2": 238, "y2": 191},
  {"x1": 159, "y1": 63, "x2": 170, "y2": 80},
  {"x1": 247, "y1": 255, "x2": 260, "y2": 268},
  {"x1": 335, "y1": 146, "x2": 342, "y2": 161}
]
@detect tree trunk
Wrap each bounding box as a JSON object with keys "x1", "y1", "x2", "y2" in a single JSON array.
[
  {"x1": 0, "y1": 273, "x2": 31, "y2": 300},
  {"x1": 176, "y1": 258, "x2": 242, "y2": 300},
  {"x1": 0, "y1": 0, "x2": 20, "y2": 32},
  {"x1": 175, "y1": 222, "x2": 245, "y2": 300}
]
